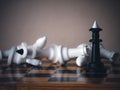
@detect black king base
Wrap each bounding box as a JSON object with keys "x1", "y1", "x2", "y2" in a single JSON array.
[{"x1": 85, "y1": 21, "x2": 106, "y2": 76}]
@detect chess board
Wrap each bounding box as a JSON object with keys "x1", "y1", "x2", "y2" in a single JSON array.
[{"x1": 0, "y1": 58, "x2": 120, "y2": 90}]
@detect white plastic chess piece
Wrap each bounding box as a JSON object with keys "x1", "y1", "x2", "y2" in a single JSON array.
[
  {"x1": 0, "y1": 36, "x2": 46, "y2": 66},
  {"x1": 1, "y1": 35, "x2": 119, "y2": 67},
  {"x1": 17, "y1": 36, "x2": 47, "y2": 59},
  {"x1": 39, "y1": 44, "x2": 89, "y2": 66},
  {"x1": 14, "y1": 36, "x2": 47, "y2": 66},
  {"x1": 39, "y1": 43, "x2": 119, "y2": 67},
  {"x1": 0, "y1": 50, "x2": 3, "y2": 62},
  {"x1": 26, "y1": 58, "x2": 42, "y2": 66},
  {"x1": 69, "y1": 44, "x2": 89, "y2": 66},
  {"x1": 100, "y1": 44, "x2": 119, "y2": 62},
  {"x1": 0, "y1": 47, "x2": 16, "y2": 65},
  {"x1": 87, "y1": 44, "x2": 119, "y2": 62},
  {"x1": 77, "y1": 44, "x2": 119, "y2": 66}
]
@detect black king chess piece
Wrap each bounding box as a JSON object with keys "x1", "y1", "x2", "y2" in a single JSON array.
[{"x1": 85, "y1": 21, "x2": 106, "y2": 75}]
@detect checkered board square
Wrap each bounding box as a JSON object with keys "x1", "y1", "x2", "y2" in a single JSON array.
[
  {"x1": 0, "y1": 58, "x2": 120, "y2": 84},
  {"x1": 0, "y1": 59, "x2": 33, "y2": 83}
]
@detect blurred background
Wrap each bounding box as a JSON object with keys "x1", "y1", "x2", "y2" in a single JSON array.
[{"x1": 0, "y1": 0, "x2": 120, "y2": 52}]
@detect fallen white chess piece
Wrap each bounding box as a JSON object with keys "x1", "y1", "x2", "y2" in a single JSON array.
[
  {"x1": 0, "y1": 36, "x2": 47, "y2": 66},
  {"x1": 0, "y1": 36, "x2": 119, "y2": 67},
  {"x1": 14, "y1": 35, "x2": 119, "y2": 67},
  {"x1": 39, "y1": 43, "x2": 119, "y2": 67},
  {"x1": 0, "y1": 47, "x2": 16, "y2": 65}
]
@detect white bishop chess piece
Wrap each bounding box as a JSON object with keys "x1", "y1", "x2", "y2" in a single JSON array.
[{"x1": 0, "y1": 36, "x2": 47, "y2": 66}]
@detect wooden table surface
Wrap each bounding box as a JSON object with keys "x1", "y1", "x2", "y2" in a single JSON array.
[{"x1": 0, "y1": 58, "x2": 120, "y2": 90}]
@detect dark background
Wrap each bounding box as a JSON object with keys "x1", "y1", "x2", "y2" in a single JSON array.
[{"x1": 0, "y1": 0, "x2": 120, "y2": 52}]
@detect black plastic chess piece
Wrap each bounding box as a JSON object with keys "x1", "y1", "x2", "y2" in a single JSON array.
[{"x1": 85, "y1": 21, "x2": 106, "y2": 75}]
